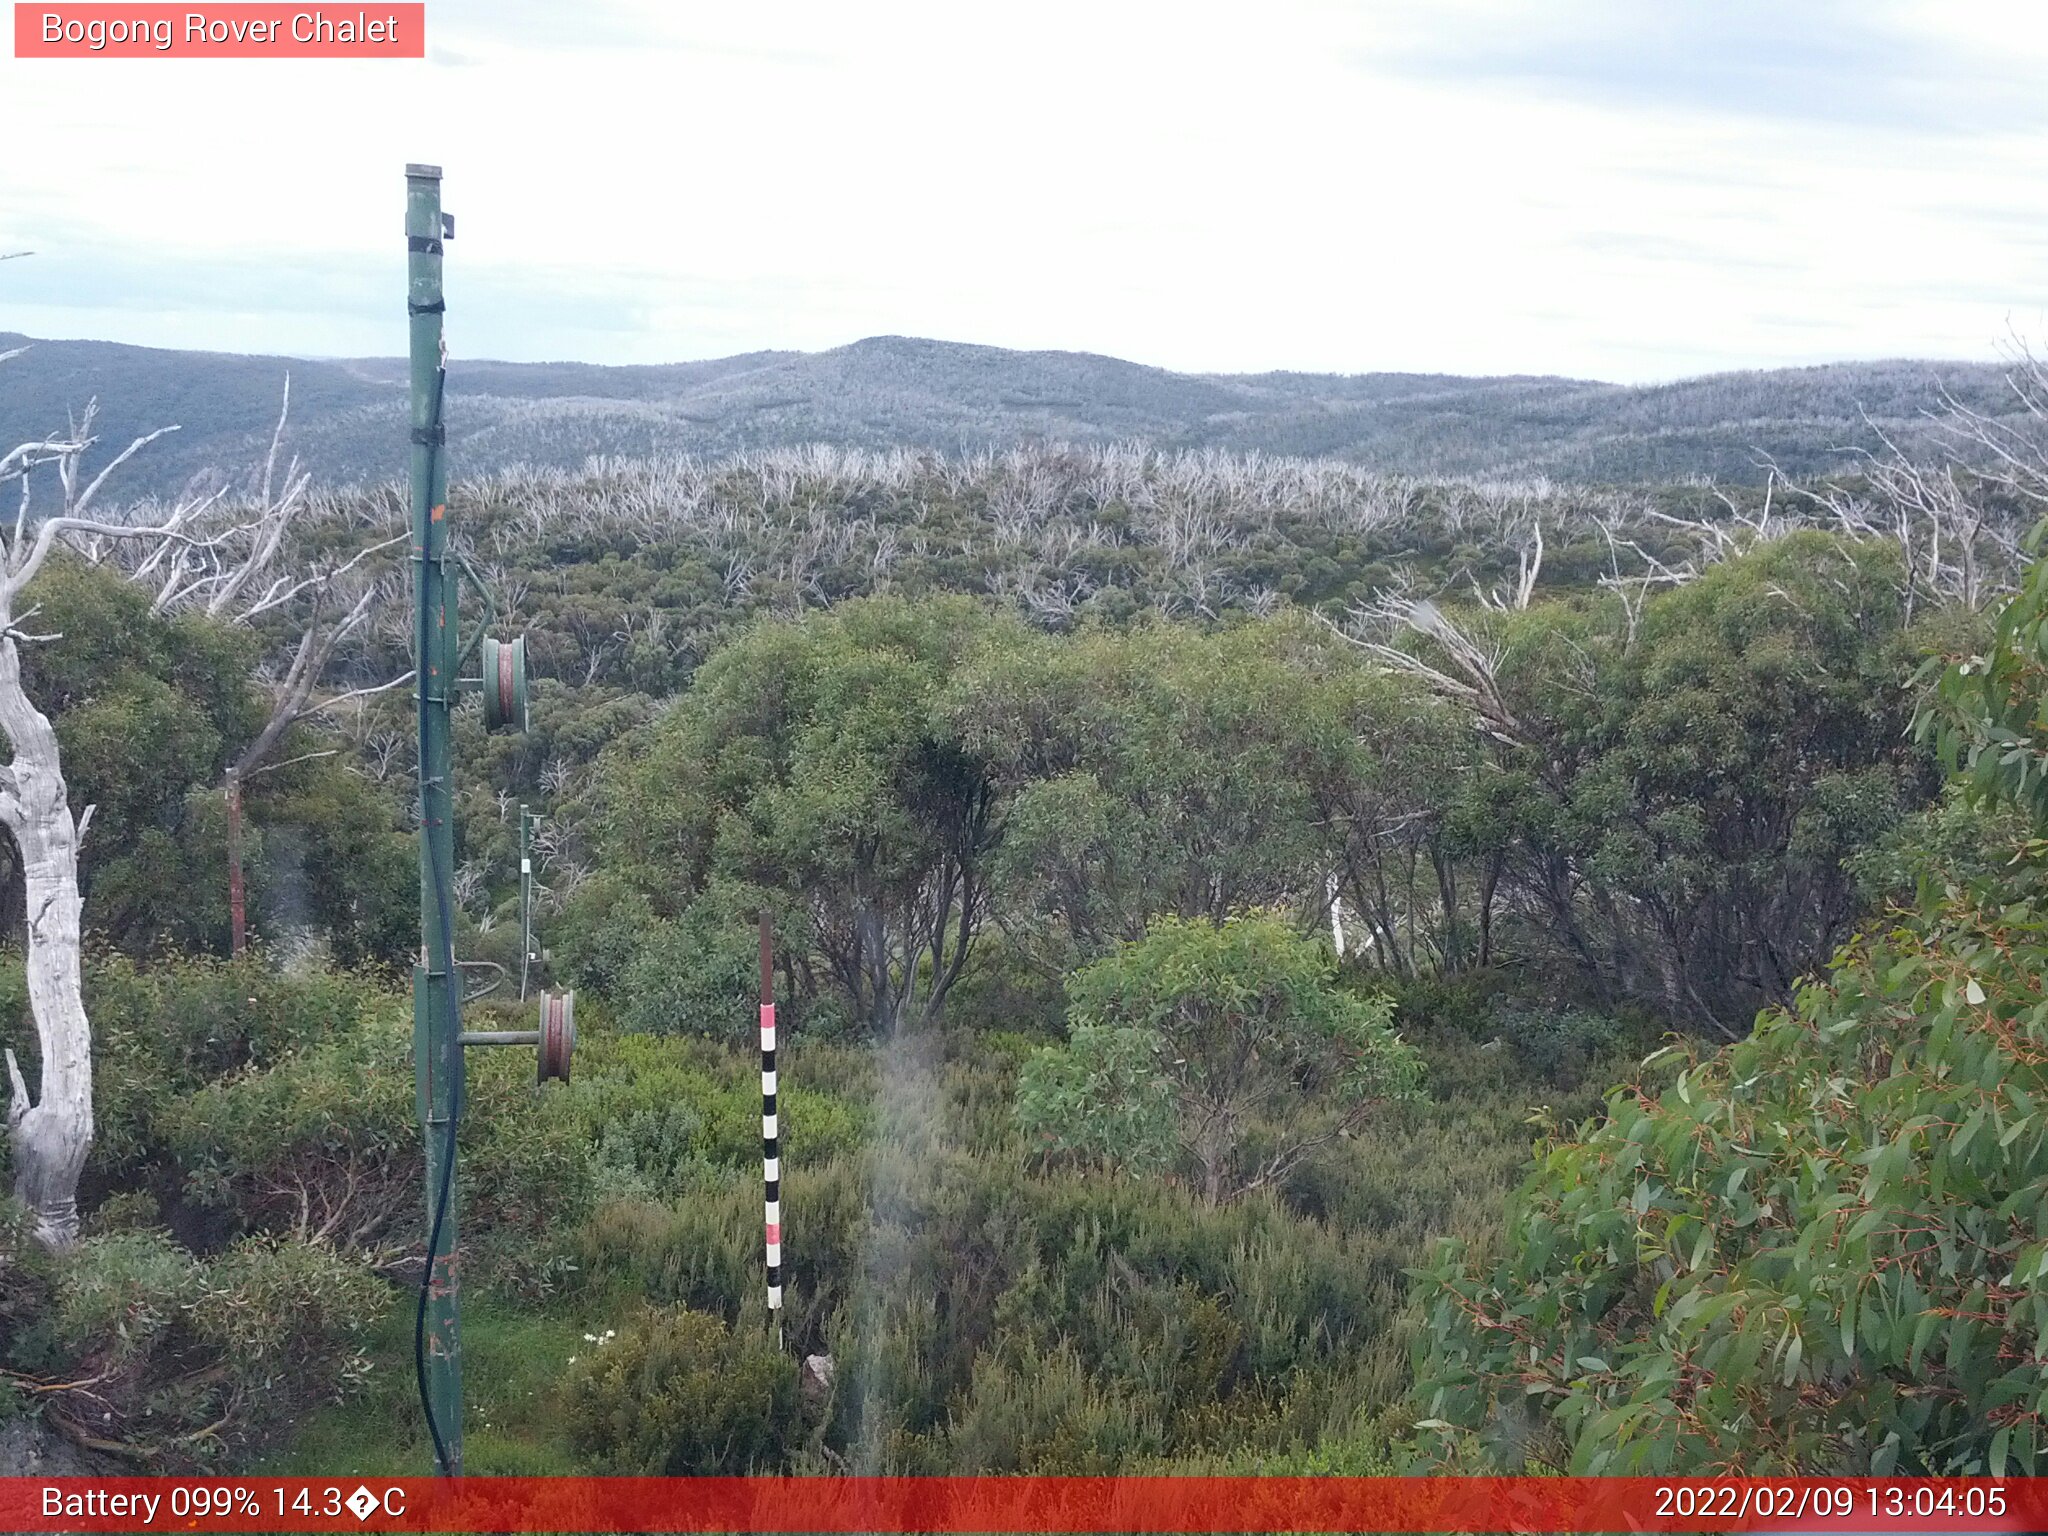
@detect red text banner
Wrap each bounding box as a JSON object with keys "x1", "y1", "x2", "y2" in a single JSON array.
[
  {"x1": 0, "y1": 1476, "x2": 2035, "y2": 1533},
  {"x1": 13, "y1": 4, "x2": 425, "y2": 57}
]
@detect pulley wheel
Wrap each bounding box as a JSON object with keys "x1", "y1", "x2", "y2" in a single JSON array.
[
  {"x1": 481, "y1": 634, "x2": 529, "y2": 733},
  {"x1": 537, "y1": 989, "x2": 575, "y2": 1084}
]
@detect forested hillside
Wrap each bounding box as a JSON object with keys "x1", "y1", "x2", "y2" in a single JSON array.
[
  {"x1": 4, "y1": 356, "x2": 2048, "y2": 1476},
  {"x1": 0, "y1": 330, "x2": 2026, "y2": 497}
]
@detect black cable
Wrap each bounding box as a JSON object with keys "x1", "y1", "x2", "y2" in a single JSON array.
[{"x1": 412, "y1": 362, "x2": 464, "y2": 1478}]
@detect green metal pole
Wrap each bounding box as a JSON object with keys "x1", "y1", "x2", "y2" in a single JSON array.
[{"x1": 407, "y1": 161, "x2": 463, "y2": 1477}]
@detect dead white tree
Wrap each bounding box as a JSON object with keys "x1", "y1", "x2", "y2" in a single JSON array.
[
  {"x1": 1792, "y1": 410, "x2": 2032, "y2": 619},
  {"x1": 1592, "y1": 512, "x2": 1711, "y2": 648},
  {"x1": 1, "y1": 362, "x2": 411, "y2": 1240},
  {"x1": 0, "y1": 384, "x2": 233, "y2": 1248},
  {"x1": 1335, "y1": 594, "x2": 1526, "y2": 747},
  {"x1": 1474, "y1": 516, "x2": 1544, "y2": 612}
]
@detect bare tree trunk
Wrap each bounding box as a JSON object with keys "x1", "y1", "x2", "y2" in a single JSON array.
[
  {"x1": 0, "y1": 633, "x2": 91, "y2": 1249},
  {"x1": 1477, "y1": 853, "x2": 1501, "y2": 968}
]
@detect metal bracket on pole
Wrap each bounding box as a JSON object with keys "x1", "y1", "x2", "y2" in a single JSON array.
[{"x1": 459, "y1": 992, "x2": 576, "y2": 1084}]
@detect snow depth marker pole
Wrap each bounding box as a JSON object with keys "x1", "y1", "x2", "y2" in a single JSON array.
[{"x1": 760, "y1": 912, "x2": 783, "y2": 1349}]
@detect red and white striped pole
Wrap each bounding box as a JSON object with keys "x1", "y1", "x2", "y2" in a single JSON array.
[{"x1": 759, "y1": 913, "x2": 782, "y2": 1349}]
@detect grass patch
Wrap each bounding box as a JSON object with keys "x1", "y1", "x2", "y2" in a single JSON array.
[{"x1": 263, "y1": 1299, "x2": 593, "y2": 1476}]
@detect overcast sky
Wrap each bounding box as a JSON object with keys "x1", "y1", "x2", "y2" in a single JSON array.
[{"x1": 4, "y1": 0, "x2": 2046, "y2": 381}]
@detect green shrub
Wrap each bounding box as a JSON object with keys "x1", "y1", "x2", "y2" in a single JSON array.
[
  {"x1": 1411, "y1": 816, "x2": 2048, "y2": 1475},
  {"x1": 1026, "y1": 913, "x2": 1422, "y2": 1201},
  {"x1": 164, "y1": 1010, "x2": 593, "y2": 1272},
  {"x1": 564, "y1": 1305, "x2": 799, "y2": 1473},
  {"x1": 941, "y1": 1343, "x2": 1165, "y2": 1472},
  {"x1": 163, "y1": 1017, "x2": 417, "y2": 1254},
  {"x1": 567, "y1": 1031, "x2": 870, "y2": 1195},
  {"x1": 576, "y1": 1154, "x2": 871, "y2": 1349},
  {"x1": 16, "y1": 1222, "x2": 386, "y2": 1461},
  {"x1": 89, "y1": 1191, "x2": 164, "y2": 1234},
  {"x1": 942, "y1": 933, "x2": 1066, "y2": 1038},
  {"x1": 53, "y1": 1228, "x2": 201, "y2": 1366},
  {"x1": 1483, "y1": 1002, "x2": 1637, "y2": 1082},
  {"x1": 1014, "y1": 1025, "x2": 1174, "y2": 1175},
  {"x1": 615, "y1": 891, "x2": 760, "y2": 1041},
  {"x1": 1379, "y1": 967, "x2": 1522, "y2": 1038},
  {"x1": 0, "y1": 1197, "x2": 62, "y2": 1379},
  {"x1": 551, "y1": 874, "x2": 662, "y2": 1000},
  {"x1": 187, "y1": 1238, "x2": 387, "y2": 1400},
  {"x1": 83, "y1": 952, "x2": 387, "y2": 1179}
]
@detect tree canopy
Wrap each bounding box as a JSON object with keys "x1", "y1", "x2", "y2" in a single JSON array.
[
  {"x1": 1410, "y1": 528, "x2": 2048, "y2": 1475},
  {"x1": 1020, "y1": 914, "x2": 1423, "y2": 1203}
]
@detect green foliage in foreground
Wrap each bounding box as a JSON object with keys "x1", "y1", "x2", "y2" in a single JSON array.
[
  {"x1": 79, "y1": 953, "x2": 391, "y2": 1182},
  {"x1": 1, "y1": 1198, "x2": 388, "y2": 1456},
  {"x1": 1922, "y1": 521, "x2": 2048, "y2": 824},
  {"x1": 1414, "y1": 814, "x2": 2048, "y2": 1473},
  {"x1": 2, "y1": 919, "x2": 1627, "y2": 1474},
  {"x1": 1, "y1": 957, "x2": 598, "y2": 1461},
  {"x1": 246, "y1": 980, "x2": 1617, "y2": 1477},
  {"x1": 1411, "y1": 532, "x2": 2048, "y2": 1475},
  {"x1": 566, "y1": 1305, "x2": 801, "y2": 1473}
]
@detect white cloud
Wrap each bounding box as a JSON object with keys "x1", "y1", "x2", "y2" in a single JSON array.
[{"x1": 3, "y1": 0, "x2": 2045, "y2": 380}]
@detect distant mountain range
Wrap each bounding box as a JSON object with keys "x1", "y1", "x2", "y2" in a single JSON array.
[{"x1": 0, "y1": 331, "x2": 2025, "y2": 497}]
